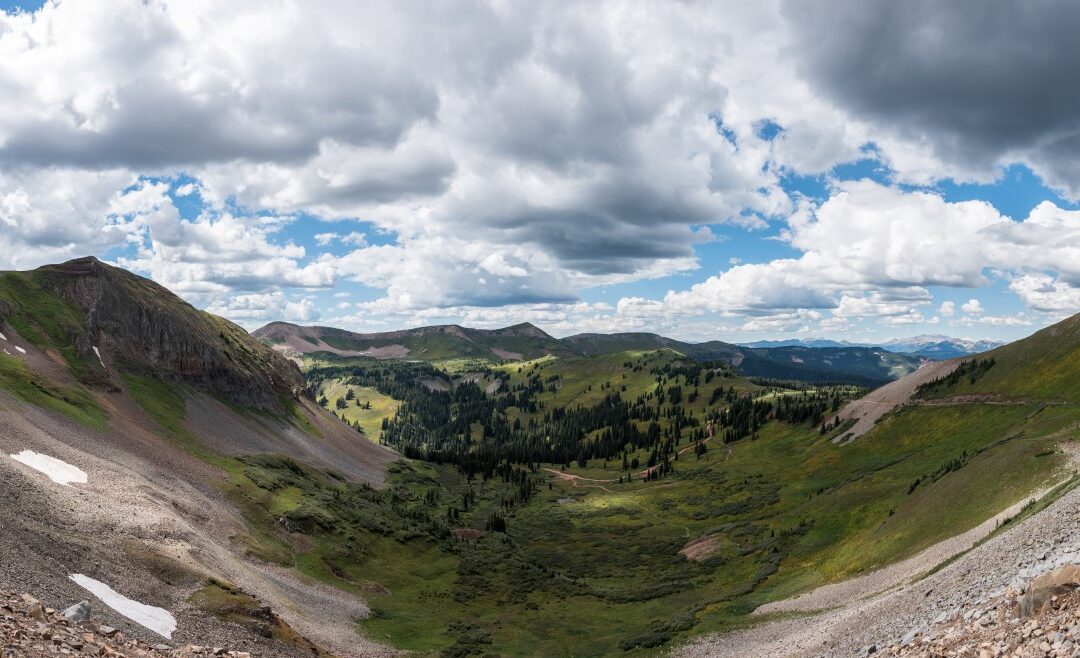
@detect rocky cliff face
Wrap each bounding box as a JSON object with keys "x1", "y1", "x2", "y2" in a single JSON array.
[{"x1": 0, "y1": 257, "x2": 304, "y2": 413}]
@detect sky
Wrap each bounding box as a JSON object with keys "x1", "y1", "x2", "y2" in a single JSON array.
[{"x1": 1, "y1": 1, "x2": 1079, "y2": 343}]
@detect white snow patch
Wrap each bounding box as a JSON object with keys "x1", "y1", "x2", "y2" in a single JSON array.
[
  {"x1": 14, "y1": 345, "x2": 26, "y2": 354},
  {"x1": 0, "y1": 332, "x2": 6, "y2": 341},
  {"x1": 93, "y1": 346, "x2": 106, "y2": 369},
  {"x1": 9, "y1": 450, "x2": 88, "y2": 486},
  {"x1": 69, "y1": 574, "x2": 176, "y2": 639}
]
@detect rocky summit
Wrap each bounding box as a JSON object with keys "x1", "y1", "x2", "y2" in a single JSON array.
[{"x1": 0, "y1": 257, "x2": 305, "y2": 412}]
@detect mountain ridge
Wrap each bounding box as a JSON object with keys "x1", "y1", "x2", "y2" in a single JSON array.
[
  {"x1": 256, "y1": 321, "x2": 927, "y2": 385},
  {"x1": 0, "y1": 257, "x2": 305, "y2": 413}
]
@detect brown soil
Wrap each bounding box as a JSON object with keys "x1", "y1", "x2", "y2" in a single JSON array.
[
  {"x1": 451, "y1": 528, "x2": 486, "y2": 540},
  {"x1": 679, "y1": 535, "x2": 721, "y2": 562},
  {"x1": 490, "y1": 348, "x2": 523, "y2": 361}
]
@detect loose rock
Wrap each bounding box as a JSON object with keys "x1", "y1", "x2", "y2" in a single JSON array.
[{"x1": 63, "y1": 600, "x2": 91, "y2": 623}]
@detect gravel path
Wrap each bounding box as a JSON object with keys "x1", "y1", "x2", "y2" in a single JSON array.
[{"x1": 542, "y1": 468, "x2": 616, "y2": 492}]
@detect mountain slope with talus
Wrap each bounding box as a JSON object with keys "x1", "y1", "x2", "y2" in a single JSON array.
[
  {"x1": 677, "y1": 311, "x2": 1080, "y2": 656},
  {"x1": 0, "y1": 258, "x2": 398, "y2": 657}
]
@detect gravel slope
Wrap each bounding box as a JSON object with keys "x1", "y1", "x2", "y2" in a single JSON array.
[
  {"x1": 0, "y1": 388, "x2": 395, "y2": 657},
  {"x1": 184, "y1": 394, "x2": 398, "y2": 486},
  {"x1": 832, "y1": 359, "x2": 961, "y2": 444}
]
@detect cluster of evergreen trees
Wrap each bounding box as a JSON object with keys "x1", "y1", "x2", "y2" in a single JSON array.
[
  {"x1": 915, "y1": 358, "x2": 996, "y2": 397},
  {"x1": 308, "y1": 358, "x2": 862, "y2": 483}
]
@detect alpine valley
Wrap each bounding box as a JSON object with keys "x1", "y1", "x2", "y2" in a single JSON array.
[{"x1": 2, "y1": 258, "x2": 1078, "y2": 657}]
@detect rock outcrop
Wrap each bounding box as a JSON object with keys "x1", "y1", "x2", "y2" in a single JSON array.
[{"x1": 1, "y1": 591, "x2": 252, "y2": 657}]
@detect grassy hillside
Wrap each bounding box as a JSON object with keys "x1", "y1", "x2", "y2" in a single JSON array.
[
  {"x1": 277, "y1": 338, "x2": 1079, "y2": 654},
  {"x1": 0, "y1": 352, "x2": 106, "y2": 430},
  {"x1": 255, "y1": 321, "x2": 572, "y2": 363},
  {"x1": 744, "y1": 345, "x2": 924, "y2": 383},
  {"x1": 916, "y1": 314, "x2": 1080, "y2": 403},
  {"x1": 315, "y1": 379, "x2": 401, "y2": 442},
  {"x1": 558, "y1": 334, "x2": 923, "y2": 385}
]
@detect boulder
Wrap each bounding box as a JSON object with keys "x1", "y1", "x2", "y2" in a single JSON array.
[
  {"x1": 62, "y1": 600, "x2": 91, "y2": 623},
  {"x1": 1017, "y1": 564, "x2": 1080, "y2": 617}
]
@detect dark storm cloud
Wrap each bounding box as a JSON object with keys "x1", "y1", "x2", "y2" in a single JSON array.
[
  {"x1": 0, "y1": 71, "x2": 439, "y2": 171},
  {"x1": 784, "y1": 0, "x2": 1080, "y2": 190}
]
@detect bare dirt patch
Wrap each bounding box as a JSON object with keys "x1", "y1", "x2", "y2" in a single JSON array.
[
  {"x1": 451, "y1": 528, "x2": 486, "y2": 541},
  {"x1": 359, "y1": 344, "x2": 411, "y2": 360},
  {"x1": 679, "y1": 535, "x2": 721, "y2": 562}
]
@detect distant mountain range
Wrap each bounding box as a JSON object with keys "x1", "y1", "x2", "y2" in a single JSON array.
[
  {"x1": 255, "y1": 321, "x2": 929, "y2": 386},
  {"x1": 740, "y1": 334, "x2": 1004, "y2": 360}
]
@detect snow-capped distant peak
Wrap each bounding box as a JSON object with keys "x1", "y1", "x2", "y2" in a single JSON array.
[{"x1": 880, "y1": 335, "x2": 1003, "y2": 356}]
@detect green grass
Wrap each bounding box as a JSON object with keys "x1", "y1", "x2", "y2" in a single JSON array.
[
  {"x1": 190, "y1": 579, "x2": 328, "y2": 655},
  {"x1": 210, "y1": 392, "x2": 1077, "y2": 655},
  {"x1": 0, "y1": 353, "x2": 106, "y2": 429},
  {"x1": 496, "y1": 350, "x2": 716, "y2": 419},
  {"x1": 121, "y1": 373, "x2": 196, "y2": 445},
  {"x1": 925, "y1": 315, "x2": 1080, "y2": 403},
  {"x1": 316, "y1": 380, "x2": 400, "y2": 442},
  {"x1": 0, "y1": 271, "x2": 95, "y2": 380}
]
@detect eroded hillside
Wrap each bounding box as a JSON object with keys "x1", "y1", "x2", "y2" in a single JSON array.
[{"x1": 0, "y1": 258, "x2": 398, "y2": 657}]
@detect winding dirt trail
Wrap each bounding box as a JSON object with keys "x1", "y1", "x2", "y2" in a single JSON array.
[
  {"x1": 541, "y1": 468, "x2": 616, "y2": 492},
  {"x1": 543, "y1": 436, "x2": 722, "y2": 490}
]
